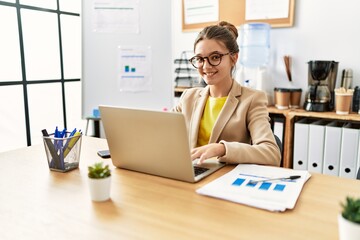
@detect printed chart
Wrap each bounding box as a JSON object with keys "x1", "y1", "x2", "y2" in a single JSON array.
[
  {"x1": 197, "y1": 164, "x2": 311, "y2": 212},
  {"x1": 118, "y1": 46, "x2": 152, "y2": 92}
]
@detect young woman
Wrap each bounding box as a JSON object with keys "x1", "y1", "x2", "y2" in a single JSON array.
[{"x1": 173, "y1": 21, "x2": 281, "y2": 166}]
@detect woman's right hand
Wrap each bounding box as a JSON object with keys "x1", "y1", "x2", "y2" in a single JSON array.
[{"x1": 191, "y1": 143, "x2": 225, "y2": 164}]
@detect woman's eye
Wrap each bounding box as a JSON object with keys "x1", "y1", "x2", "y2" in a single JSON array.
[
  {"x1": 210, "y1": 54, "x2": 221, "y2": 61},
  {"x1": 195, "y1": 57, "x2": 203, "y2": 62}
]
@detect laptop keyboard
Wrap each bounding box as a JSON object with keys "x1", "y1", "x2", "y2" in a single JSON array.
[{"x1": 193, "y1": 166, "x2": 209, "y2": 176}]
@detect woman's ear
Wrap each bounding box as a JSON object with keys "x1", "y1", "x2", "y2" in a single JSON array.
[{"x1": 231, "y1": 52, "x2": 239, "y2": 66}]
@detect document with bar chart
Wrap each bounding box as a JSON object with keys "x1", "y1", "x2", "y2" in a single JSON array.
[
  {"x1": 196, "y1": 164, "x2": 311, "y2": 212},
  {"x1": 117, "y1": 45, "x2": 152, "y2": 92}
]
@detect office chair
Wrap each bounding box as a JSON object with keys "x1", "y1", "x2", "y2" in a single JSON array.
[
  {"x1": 274, "y1": 135, "x2": 282, "y2": 153},
  {"x1": 274, "y1": 134, "x2": 283, "y2": 165}
]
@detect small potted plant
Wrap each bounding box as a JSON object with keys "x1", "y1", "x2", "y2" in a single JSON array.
[
  {"x1": 88, "y1": 162, "x2": 111, "y2": 201},
  {"x1": 338, "y1": 196, "x2": 360, "y2": 240}
]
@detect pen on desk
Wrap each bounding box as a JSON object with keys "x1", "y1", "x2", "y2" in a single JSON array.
[{"x1": 249, "y1": 175, "x2": 301, "y2": 184}]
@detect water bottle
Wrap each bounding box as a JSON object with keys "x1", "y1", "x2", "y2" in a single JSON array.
[{"x1": 239, "y1": 23, "x2": 270, "y2": 68}]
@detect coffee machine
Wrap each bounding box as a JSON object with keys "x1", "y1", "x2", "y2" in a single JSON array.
[{"x1": 304, "y1": 60, "x2": 339, "y2": 112}]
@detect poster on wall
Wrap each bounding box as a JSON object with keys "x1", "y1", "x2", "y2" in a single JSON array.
[
  {"x1": 117, "y1": 46, "x2": 152, "y2": 92},
  {"x1": 92, "y1": 0, "x2": 140, "y2": 33},
  {"x1": 245, "y1": 0, "x2": 290, "y2": 20},
  {"x1": 183, "y1": 0, "x2": 219, "y2": 24}
]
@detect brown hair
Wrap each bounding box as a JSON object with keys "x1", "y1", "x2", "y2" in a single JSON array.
[{"x1": 193, "y1": 21, "x2": 239, "y2": 54}]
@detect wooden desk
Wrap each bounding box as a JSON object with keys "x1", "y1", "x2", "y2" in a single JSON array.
[{"x1": 0, "y1": 137, "x2": 359, "y2": 240}]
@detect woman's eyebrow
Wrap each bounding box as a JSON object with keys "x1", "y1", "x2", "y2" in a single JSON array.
[{"x1": 194, "y1": 51, "x2": 222, "y2": 56}]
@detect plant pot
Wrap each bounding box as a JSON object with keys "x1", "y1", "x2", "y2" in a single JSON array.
[
  {"x1": 88, "y1": 176, "x2": 111, "y2": 202},
  {"x1": 338, "y1": 214, "x2": 360, "y2": 240}
]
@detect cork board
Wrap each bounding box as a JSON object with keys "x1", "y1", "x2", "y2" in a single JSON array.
[{"x1": 182, "y1": 0, "x2": 295, "y2": 31}]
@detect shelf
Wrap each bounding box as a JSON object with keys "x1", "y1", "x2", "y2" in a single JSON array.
[
  {"x1": 267, "y1": 106, "x2": 360, "y2": 169},
  {"x1": 174, "y1": 87, "x2": 190, "y2": 93},
  {"x1": 268, "y1": 106, "x2": 360, "y2": 121}
]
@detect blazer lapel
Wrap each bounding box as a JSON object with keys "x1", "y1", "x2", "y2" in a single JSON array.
[
  {"x1": 209, "y1": 81, "x2": 242, "y2": 143},
  {"x1": 189, "y1": 86, "x2": 209, "y2": 148}
]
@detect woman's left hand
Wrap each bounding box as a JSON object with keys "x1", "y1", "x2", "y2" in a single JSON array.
[{"x1": 191, "y1": 143, "x2": 225, "y2": 164}]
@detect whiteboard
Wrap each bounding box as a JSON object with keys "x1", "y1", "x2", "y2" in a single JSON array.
[{"x1": 82, "y1": 0, "x2": 173, "y2": 118}]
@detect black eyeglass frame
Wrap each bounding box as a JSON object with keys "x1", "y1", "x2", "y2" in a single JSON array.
[{"x1": 189, "y1": 52, "x2": 232, "y2": 69}]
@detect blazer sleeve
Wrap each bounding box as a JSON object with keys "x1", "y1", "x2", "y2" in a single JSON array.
[{"x1": 218, "y1": 90, "x2": 281, "y2": 166}]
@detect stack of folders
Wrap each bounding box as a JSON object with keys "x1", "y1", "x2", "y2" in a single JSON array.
[
  {"x1": 196, "y1": 164, "x2": 311, "y2": 212},
  {"x1": 293, "y1": 118, "x2": 360, "y2": 179}
]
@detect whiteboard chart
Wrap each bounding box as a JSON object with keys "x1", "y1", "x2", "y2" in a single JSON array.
[{"x1": 82, "y1": 0, "x2": 173, "y2": 118}]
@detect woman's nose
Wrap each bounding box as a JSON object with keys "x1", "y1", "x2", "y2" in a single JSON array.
[{"x1": 202, "y1": 58, "x2": 212, "y2": 68}]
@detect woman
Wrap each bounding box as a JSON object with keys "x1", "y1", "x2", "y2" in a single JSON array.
[{"x1": 173, "y1": 21, "x2": 281, "y2": 166}]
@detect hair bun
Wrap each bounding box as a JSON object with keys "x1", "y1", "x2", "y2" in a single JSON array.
[{"x1": 218, "y1": 21, "x2": 238, "y2": 40}]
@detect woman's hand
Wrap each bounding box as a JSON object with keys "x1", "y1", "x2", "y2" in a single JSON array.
[{"x1": 191, "y1": 143, "x2": 225, "y2": 164}]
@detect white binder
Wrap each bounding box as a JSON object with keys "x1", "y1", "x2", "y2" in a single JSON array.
[
  {"x1": 323, "y1": 121, "x2": 343, "y2": 176},
  {"x1": 293, "y1": 118, "x2": 315, "y2": 170},
  {"x1": 339, "y1": 123, "x2": 360, "y2": 179},
  {"x1": 307, "y1": 120, "x2": 329, "y2": 173},
  {"x1": 273, "y1": 117, "x2": 284, "y2": 143}
]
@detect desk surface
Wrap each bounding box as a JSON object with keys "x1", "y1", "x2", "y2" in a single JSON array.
[{"x1": 0, "y1": 137, "x2": 359, "y2": 240}]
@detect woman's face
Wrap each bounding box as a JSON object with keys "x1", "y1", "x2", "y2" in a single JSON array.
[{"x1": 194, "y1": 39, "x2": 237, "y2": 86}]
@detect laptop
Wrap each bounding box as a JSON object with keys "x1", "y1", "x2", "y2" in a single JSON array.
[{"x1": 99, "y1": 105, "x2": 225, "y2": 183}]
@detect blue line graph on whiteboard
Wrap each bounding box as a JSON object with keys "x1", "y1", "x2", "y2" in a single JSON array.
[{"x1": 118, "y1": 45, "x2": 152, "y2": 92}]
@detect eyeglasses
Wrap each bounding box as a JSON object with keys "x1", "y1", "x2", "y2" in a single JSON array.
[{"x1": 189, "y1": 52, "x2": 232, "y2": 69}]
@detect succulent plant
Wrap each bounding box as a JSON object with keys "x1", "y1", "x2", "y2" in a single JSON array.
[
  {"x1": 88, "y1": 162, "x2": 111, "y2": 179},
  {"x1": 341, "y1": 196, "x2": 360, "y2": 224}
]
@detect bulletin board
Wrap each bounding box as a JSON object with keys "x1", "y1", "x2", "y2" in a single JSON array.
[{"x1": 182, "y1": 0, "x2": 295, "y2": 31}]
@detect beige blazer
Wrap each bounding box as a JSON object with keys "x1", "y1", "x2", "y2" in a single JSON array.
[{"x1": 173, "y1": 80, "x2": 281, "y2": 166}]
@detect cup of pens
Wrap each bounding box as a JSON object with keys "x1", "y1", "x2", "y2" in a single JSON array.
[{"x1": 42, "y1": 128, "x2": 82, "y2": 172}]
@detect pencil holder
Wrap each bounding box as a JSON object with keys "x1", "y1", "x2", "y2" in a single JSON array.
[{"x1": 42, "y1": 133, "x2": 82, "y2": 172}]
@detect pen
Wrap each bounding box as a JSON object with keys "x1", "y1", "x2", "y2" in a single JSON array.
[
  {"x1": 249, "y1": 175, "x2": 301, "y2": 184},
  {"x1": 63, "y1": 130, "x2": 82, "y2": 157},
  {"x1": 42, "y1": 129, "x2": 60, "y2": 169}
]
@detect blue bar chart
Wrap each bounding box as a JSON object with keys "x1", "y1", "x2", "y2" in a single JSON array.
[
  {"x1": 124, "y1": 65, "x2": 136, "y2": 72},
  {"x1": 232, "y1": 177, "x2": 287, "y2": 192}
]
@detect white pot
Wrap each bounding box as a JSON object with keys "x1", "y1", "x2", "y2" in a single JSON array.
[
  {"x1": 338, "y1": 214, "x2": 360, "y2": 240},
  {"x1": 88, "y1": 176, "x2": 111, "y2": 202}
]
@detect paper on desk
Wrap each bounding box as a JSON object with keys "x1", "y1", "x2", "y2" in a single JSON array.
[{"x1": 196, "y1": 164, "x2": 311, "y2": 212}]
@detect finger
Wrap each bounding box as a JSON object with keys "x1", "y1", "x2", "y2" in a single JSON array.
[
  {"x1": 198, "y1": 153, "x2": 207, "y2": 164},
  {"x1": 191, "y1": 151, "x2": 201, "y2": 161},
  {"x1": 191, "y1": 148, "x2": 197, "y2": 155}
]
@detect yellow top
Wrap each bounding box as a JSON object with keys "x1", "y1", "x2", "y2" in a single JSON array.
[{"x1": 197, "y1": 96, "x2": 227, "y2": 146}]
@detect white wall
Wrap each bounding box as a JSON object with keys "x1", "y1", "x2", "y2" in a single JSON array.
[{"x1": 172, "y1": 0, "x2": 360, "y2": 105}]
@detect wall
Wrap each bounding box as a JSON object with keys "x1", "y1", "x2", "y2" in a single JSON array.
[{"x1": 172, "y1": 0, "x2": 360, "y2": 106}]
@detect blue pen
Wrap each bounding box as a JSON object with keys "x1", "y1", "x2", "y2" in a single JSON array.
[
  {"x1": 63, "y1": 128, "x2": 77, "y2": 152},
  {"x1": 54, "y1": 127, "x2": 67, "y2": 170},
  {"x1": 60, "y1": 128, "x2": 67, "y2": 138},
  {"x1": 69, "y1": 128, "x2": 77, "y2": 137},
  {"x1": 54, "y1": 127, "x2": 59, "y2": 152}
]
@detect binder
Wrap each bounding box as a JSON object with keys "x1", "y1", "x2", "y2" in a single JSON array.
[
  {"x1": 307, "y1": 120, "x2": 329, "y2": 173},
  {"x1": 323, "y1": 121, "x2": 343, "y2": 176},
  {"x1": 293, "y1": 118, "x2": 315, "y2": 170},
  {"x1": 273, "y1": 117, "x2": 285, "y2": 144},
  {"x1": 339, "y1": 123, "x2": 360, "y2": 179}
]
